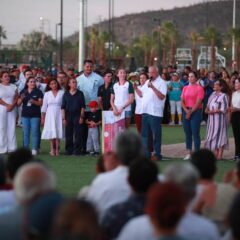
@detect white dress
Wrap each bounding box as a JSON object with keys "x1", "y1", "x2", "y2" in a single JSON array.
[
  {"x1": 0, "y1": 84, "x2": 17, "y2": 153},
  {"x1": 41, "y1": 90, "x2": 64, "y2": 139}
]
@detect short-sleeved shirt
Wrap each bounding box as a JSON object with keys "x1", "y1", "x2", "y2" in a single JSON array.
[
  {"x1": 61, "y1": 90, "x2": 86, "y2": 116},
  {"x1": 141, "y1": 76, "x2": 167, "y2": 117},
  {"x1": 111, "y1": 81, "x2": 134, "y2": 111},
  {"x1": 76, "y1": 72, "x2": 104, "y2": 110},
  {"x1": 86, "y1": 110, "x2": 101, "y2": 124},
  {"x1": 168, "y1": 81, "x2": 183, "y2": 101},
  {"x1": 97, "y1": 83, "x2": 112, "y2": 110},
  {"x1": 181, "y1": 84, "x2": 204, "y2": 109},
  {"x1": 232, "y1": 91, "x2": 240, "y2": 108},
  {"x1": 0, "y1": 83, "x2": 17, "y2": 105},
  {"x1": 20, "y1": 88, "x2": 43, "y2": 118}
]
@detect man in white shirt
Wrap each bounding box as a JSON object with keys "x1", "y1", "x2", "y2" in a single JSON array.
[
  {"x1": 141, "y1": 66, "x2": 167, "y2": 161},
  {"x1": 87, "y1": 131, "x2": 145, "y2": 219},
  {"x1": 118, "y1": 163, "x2": 220, "y2": 240},
  {"x1": 76, "y1": 60, "x2": 104, "y2": 154},
  {"x1": 77, "y1": 60, "x2": 104, "y2": 110}
]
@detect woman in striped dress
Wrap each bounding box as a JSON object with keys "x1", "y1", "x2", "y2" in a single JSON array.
[{"x1": 204, "y1": 79, "x2": 231, "y2": 160}]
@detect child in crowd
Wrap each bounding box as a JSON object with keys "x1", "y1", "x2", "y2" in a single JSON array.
[
  {"x1": 168, "y1": 72, "x2": 184, "y2": 125},
  {"x1": 86, "y1": 101, "x2": 101, "y2": 155}
]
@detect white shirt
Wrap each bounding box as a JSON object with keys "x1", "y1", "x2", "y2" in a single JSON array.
[
  {"x1": 117, "y1": 213, "x2": 220, "y2": 240},
  {"x1": 18, "y1": 73, "x2": 26, "y2": 92},
  {"x1": 76, "y1": 72, "x2": 104, "y2": 110},
  {"x1": 141, "y1": 76, "x2": 167, "y2": 117},
  {"x1": 112, "y1": 81, "x2": 133, "y2": 111},
  {"x1": 135, "y1": 85, "x2": 144, "y2": 114},
  {"x1": 87, "y1": 166, "x2": 131, "y2": 218},
  {"x1": 232, "y1": 91, "x2": 240, "y2": 108},
  {"x1": 0, "y1": 84, "x2": 17, "y2": 104}
]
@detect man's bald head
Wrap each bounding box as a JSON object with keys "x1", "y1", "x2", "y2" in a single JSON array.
[
  {"x1": 14, "y1": 162, "x2": 56, "y2": 204},
  {"x1": 148, "y1": 66, "x2": 159, "y2": 80}
]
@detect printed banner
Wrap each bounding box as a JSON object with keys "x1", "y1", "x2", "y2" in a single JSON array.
[{"x1": 102, "y1": 111, "x2": 125, "y2": 152}]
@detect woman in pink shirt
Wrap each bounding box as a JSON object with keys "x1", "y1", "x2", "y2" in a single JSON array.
[{"x1": 181, "y1": 71, "x2": 205, "y2": 160}]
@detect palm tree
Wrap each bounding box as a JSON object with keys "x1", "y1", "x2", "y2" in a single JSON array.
[
  {"x1": 160, "y1": 22, "x2": 179, "y2": 66},
  {"x1": 134, "y1": 35, "x2": 152, "y2": 65},
  {"x1": 98, "y1": 31, "x2": 109, "y2": 66},
  {"x1": 0, "y1": 25, "x2": 7, "y2": 49},
  {"x1": 89, "y1": 27, "x2": 99, "y2": 62},
  {"x1": 188, "y1": 31, "x2": 204, "y2": 70},
  {"x1": 203, "y1": 26, "x2": 220, "y2": 71},
  {"x1": 150, "y1": 30, "x2": 159, "y2": 65}
]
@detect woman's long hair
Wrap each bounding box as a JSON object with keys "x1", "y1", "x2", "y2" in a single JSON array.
[
  {"x1": 45, "y1": 78, "x2": 61, "y2": 92},
  {"x1": 23, "y1": 76, "x2": 36, "y2": 90}
]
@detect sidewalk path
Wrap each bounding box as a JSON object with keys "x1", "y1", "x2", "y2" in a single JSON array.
[{"x1": 162, "y1": 138, "x2": 235, "y2": 160}]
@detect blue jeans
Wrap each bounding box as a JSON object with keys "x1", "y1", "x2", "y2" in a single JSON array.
[
  {"x1": 182, "y1": 109, "x2": 202, "y2": 151},
  {"x1": 22, "y1": 117, "x2": 41, "y2": 150},
  {"x1": 141, "y1": 113, "x2": 162, "y2": 159}
]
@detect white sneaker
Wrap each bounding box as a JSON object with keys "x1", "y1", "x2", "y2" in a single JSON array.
[
  {"x1": 201, "y1": 121, "x2": 206, "y2": 126},
  {"x1": 169, "y1": 121, "x2": 175, "y2": 126},
  {"x1": 183, "y1": 154, "x2": 191, "y2": 160},
  {"x1": 178, "y1": 121, "x2": 182, "y2": 126},
  {"x1": 32, "y1": 149, "x2": 37, "y2": 156}
]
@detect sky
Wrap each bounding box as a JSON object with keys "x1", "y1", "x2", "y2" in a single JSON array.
[{"x1": 0, "y1": 0, "x2": 209, "y2": 44}]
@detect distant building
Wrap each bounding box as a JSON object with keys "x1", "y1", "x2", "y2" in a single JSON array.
[
  {"x1": 0, "y1": 44, "x2": 17, "y2": 50},
  {"x1": 175, "y1": 48, "x2": 192, "y2": 70}
]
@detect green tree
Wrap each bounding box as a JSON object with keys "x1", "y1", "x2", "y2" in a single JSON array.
[
  {"x1": 0, "y1": 25, "x2": 7, "y2": 48},
  {"x1": 188, "y1": 31, "x2": 204, "y2": 70},
  {"x1": 18, "y1": 31, "x2": 56, "y2": 51},
  {"x1": 134, "y1": 35, "x2": 152, "y2": 65},
  {"x1": 160, "y1": 21, "x2": 180, "y2": 66},
  {"x1": 203, "y1": 26, "x2": 221, "y2": 70}
]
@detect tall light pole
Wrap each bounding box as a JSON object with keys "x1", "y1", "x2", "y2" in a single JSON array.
[
  {"x1": 78, "y1": 0, "x2": 86, "y2": 71},
  {"x1": 108, "y1": 0, "x2": 114, "y2": 68},
  {"x1": 40, "y1": 17, "x2": 51, "y2": 35},
  {"x1": 55, "y1": 23, "x2": 61, "y2": 42},
  {"x1": 153, "y1": 18, "x2": 161, "y2": 67},
  {"x1": 60, "y1": 0, "x2": 63, "y2": 70},
  {"x1": 232, "y1": 0, "x2": 236, "y2": 71}
]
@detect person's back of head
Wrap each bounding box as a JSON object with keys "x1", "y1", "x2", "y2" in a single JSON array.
[
  {"x1": 14, "y1": 162, "x2": 56, "y2": 204},
  {"x1": 6, "y1": 148, "x2": 33, "y2": 182},
  {"x1": 190, "y1": 149, "x2": 217, "y2": 180},
  {"x1": 228, "y1": 192, "x2": 240, "y2": 240},
  {"x1": 26, "y1": 191, "x2": 64, "y2": 240},
  {"x1": 164, "y1": 163, "x2": 199, "y2": 202},
  {"x1": 115, "y1": 131, "x2": 144, "y2": 166},
  {"x1": 146, "y1": 182, "x2": 186, "y2": 234},
  {"x1": 52, "y1": 199, "x2": 103, "y2": 240},
  {"x1": 128, "y1": 157, "x2": 158, "y2": 194}
]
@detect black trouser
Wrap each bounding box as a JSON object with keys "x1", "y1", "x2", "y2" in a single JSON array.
[
  {"x1": 231, "y1": 112, "x2": 240, "y2": 157},
  {"x1": 65, "y1": 113, "x2": 83, "y2": 154}
]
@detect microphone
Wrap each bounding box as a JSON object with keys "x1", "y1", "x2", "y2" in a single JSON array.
[{"x1": 148, "y1": 77, "x2": 153, "y2": 87}]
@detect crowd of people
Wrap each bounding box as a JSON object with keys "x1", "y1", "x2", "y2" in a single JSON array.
[
  {"x1": 0, "y1": 61, "x2": 240, "y2": 239},
  {"x1": 0, "y1": 134, "x2": 240, "y2": 240},
  {"x1": 0, "y1": 61, "x2": 240, "y2": 161}
]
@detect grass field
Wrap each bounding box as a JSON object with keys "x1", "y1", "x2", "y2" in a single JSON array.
[{"x1": 15, "y1": 125, "x2": 236, "y2": 197}]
